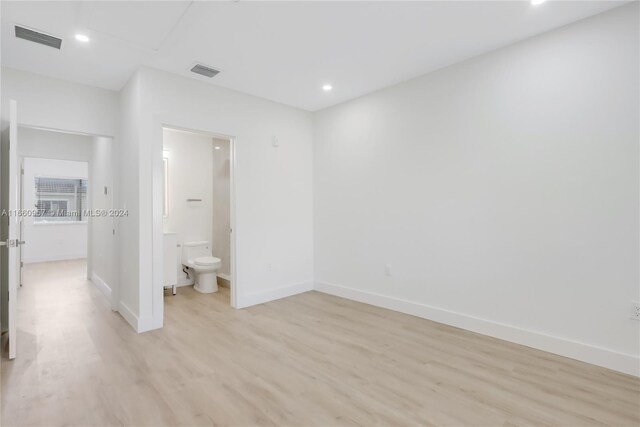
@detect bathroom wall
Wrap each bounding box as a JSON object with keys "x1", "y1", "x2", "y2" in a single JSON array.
[
  {"x1": 212, "y1": 138, "x2": 231, "y2": 278},
  {"x1": 162, "y1": 128, "x2": 214, "y2": 284}
]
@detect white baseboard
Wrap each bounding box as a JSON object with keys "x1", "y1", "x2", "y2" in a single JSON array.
[
  {"x1": 90, "y1": 273, "x2": 111, "y2": 301},
  {"x1": 315, "y1": 281, "x2": 640, "y2": 377},
  {"x1": 24, "y1": 254, "x2": 87, "y2": 264},
  {"x1": 177, "y1": 276, "x2": 194, "y2": 287},
  {"x1": 138, "y1": 315, "x2": 155, "y2": 333},
  {"x1": 117, "y1": 300, "x2": 156, "y2": 333},
  {"x1": 117, "y1": 301, "x2": 138, "y2": 331},
  {"x1": 217, "y1": 273, "x2": 231, "y2": 281},
  {"x1": 238, "y1": 280, "x2": 314, "y2": 308}
]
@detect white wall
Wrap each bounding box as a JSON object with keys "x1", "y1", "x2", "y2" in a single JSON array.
[
  {"x1": 1, "y1": 67, "x2": 119, "y2": 330},
  {"x1": 162, "y1": 128, "x2": 214, "y2": 284},
  {"x1": 22, "y1": 157, "x2": 88, "y2": 263},
  {"x1": 212, "y1": 137, "x2": 231, "y2": 277},
  {"x1": 313, "y1": 4, "x2": 639, "y2": 375},
  {"x1": 116, "y1": 71, "x2": 141, "y2": 327},
  {"x1": 19, "y1": 126, "x2": 92, "y2": 264},
  {"x1": 19, "y1": 126, "x2": 92, "y2": 162},
  {"x1": 116, "y1": 66, "x2": 314, "y2": 331},
  {"x1": 89, "y1": 136, "x2": 115, "y2": 301},
  {"x1": 1, "y1": 68, "x2": 118, "y2": 137}
]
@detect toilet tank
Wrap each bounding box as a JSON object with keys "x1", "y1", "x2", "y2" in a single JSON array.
[{"x1": 181, "y1": 241, "x2": 211, "y2": 264}]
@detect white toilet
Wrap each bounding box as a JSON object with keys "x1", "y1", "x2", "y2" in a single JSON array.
[{"x1": 181, "y1": 241, "x2": 222, "y2": 293}]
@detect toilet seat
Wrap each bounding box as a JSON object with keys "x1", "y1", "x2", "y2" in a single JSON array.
[{"x1": 194, "y1": 256, "x2": 220, "y2": 266}]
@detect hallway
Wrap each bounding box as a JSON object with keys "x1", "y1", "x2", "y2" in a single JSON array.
[{"x1": 1, "y1": 260, "x2": 132, "y2": 425}]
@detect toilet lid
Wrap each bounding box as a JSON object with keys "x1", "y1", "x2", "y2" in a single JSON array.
[{"x1": 194, "y1": 256, "x2": 220, "y2": 266}]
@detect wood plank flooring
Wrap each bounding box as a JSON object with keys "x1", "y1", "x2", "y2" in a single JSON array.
[{"x1": 2, "y1": 260, "x2": 639, "y2": 426}]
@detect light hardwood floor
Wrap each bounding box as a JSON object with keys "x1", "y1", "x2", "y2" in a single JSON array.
[{"x1": 2, "y1": 260, "x2": 639, "y2": 426}]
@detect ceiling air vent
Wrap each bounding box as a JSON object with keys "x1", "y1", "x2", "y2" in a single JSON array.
[
  {"x1": 190, "y1": 64, "x2": 220, "y2": 78},
  {"x1": 15, "y1": 25, "x2": 62, "y2": 49}
]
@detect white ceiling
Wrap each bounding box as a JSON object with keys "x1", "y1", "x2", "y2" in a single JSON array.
[{"x1": 1, "y1": 1, "x2": 628, "y2": 111}]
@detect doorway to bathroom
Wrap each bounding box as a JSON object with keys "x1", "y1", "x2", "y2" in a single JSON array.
[{"x1": 161, "y1": 127, "x2": 235, "y2": 308}]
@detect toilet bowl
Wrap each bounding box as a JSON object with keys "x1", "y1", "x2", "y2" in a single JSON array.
[{"x1": 182, "y1": 241, "x2": 221, "y2": 293}]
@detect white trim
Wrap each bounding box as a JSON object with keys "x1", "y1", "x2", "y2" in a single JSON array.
[
  {"x1": 314, "y1": 281, "x2": 640, "y2": 377},
  {"x1": 33, "y1": 221, "x2": 88, "y2": 226},
  {"x1": 217, "y1": 273, "x2": 231, "y2": 281},
  {"x1": 18, "y1": 123, "x2": 113, "y2": 139},
  {"x1": 118, "y1": 301, "x2": 155, "y2": 333},
  {"x1": 229, "y1": 136, "x2": 237, "y2": 309},
  {"x1": 238, "y1": 281, "x2": 314, "y2": 309},
  {"x1": 177, "y1": 274, "x2": 194, "y2": 286},
  {"x1": 90, "y1": 272, "x2": 111, "y2": 300},
  {"x1": 23, "y1": 254, "x2": 86, "y2": 263},
  {"x1": 117, "y1": 301, "x2": 139, "y2": 331},
  {"x1": 138, "y1": 315, "x2": 155, "y2": 333}
]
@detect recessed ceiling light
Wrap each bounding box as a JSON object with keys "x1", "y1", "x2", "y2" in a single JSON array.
[
  {"x1": 75, "y1": 34, "x2": 90, "y2": 42},
  {"x1": 531, "y1": 0, "x2": 547, "y2": 5},
  {"x1": 214, "y1": 146, "x2": 221, "y2": 150},
  {"x1": 322, "y1": 84, "x2": 333, "y2": 92}
]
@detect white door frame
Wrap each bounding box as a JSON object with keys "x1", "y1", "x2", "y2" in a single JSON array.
[
  {"x1": 151, "y1": 121, "x2": 238, "y2": 329},
  {"x1": 19, "y1": 158, "x2": 24, "y2": 288},
  {"x1": 14, "y1": 123, "x2": 118, "y2": 311},
  {"x1": 6, "y1": 100, "x2": 19, "y2": 359}
]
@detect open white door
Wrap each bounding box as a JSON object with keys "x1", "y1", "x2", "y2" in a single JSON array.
[{"x1": 5, "y1": 100, "x2": 21, "y2": 359}]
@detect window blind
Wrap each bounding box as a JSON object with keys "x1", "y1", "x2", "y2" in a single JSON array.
[{"x1": 34, "y1": 177, "x2": 87, "y2": 222}]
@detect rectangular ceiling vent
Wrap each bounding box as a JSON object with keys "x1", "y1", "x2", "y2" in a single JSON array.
[
  {"x1": 190, "y1": 64, "x2": 220, "y2": 78},
  {"x1": 15, "y1": 25, "x2": 62, "y2": 49}
]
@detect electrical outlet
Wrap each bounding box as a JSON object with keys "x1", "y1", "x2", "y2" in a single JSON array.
[{"x1": 632, "y1": 301, "x2": 640, "y2": 321}]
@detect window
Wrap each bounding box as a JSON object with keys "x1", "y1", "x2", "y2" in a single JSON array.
[{"x1": 34, "y1": 177, "x2": 87, "y2": 222}]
